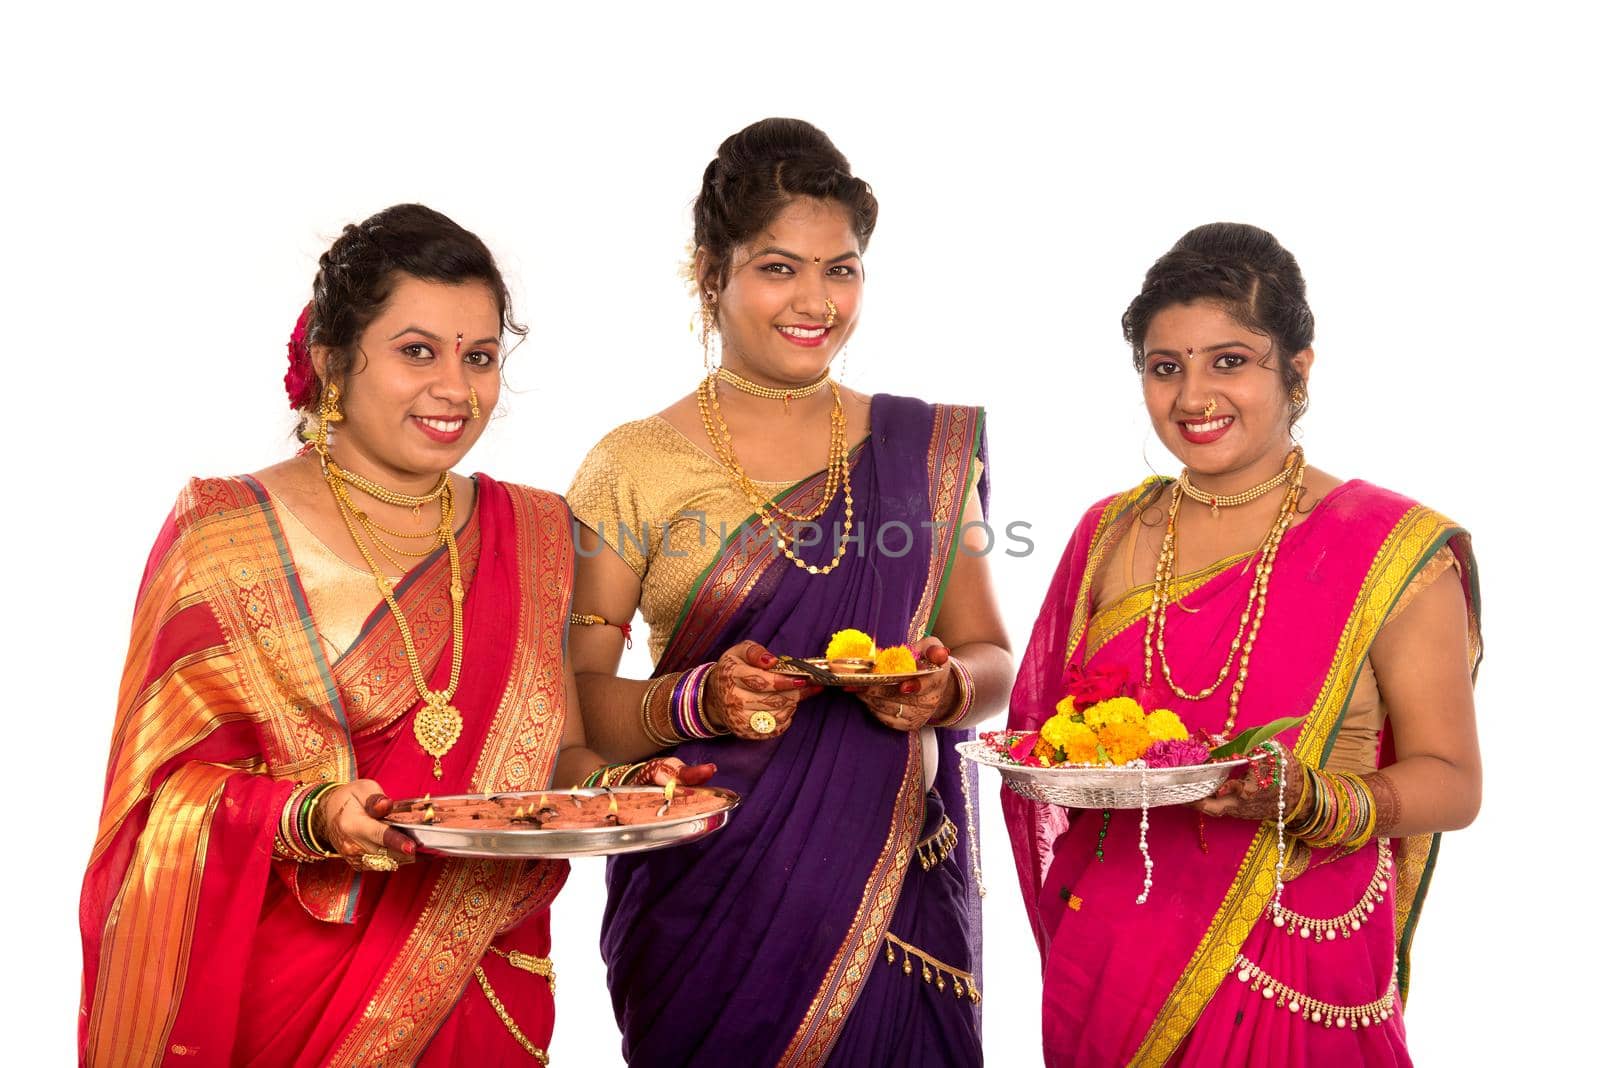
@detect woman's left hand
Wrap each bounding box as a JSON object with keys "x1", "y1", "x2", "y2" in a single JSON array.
[
  {"x1": 632, "y1": 757, "x2": 717, "y2": 787},
  {"x1": 1192, "y1": 754, "x2": 1305, "y2": 821},
  {"x1": 853, "y1": 637, "x2": 955, "y2": 732}
]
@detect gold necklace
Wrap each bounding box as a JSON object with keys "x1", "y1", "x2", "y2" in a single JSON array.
[
  {"x1": 320, "y1": 453, "x2": 466, "y2": 778},
  {"x1": 716, "y1": 366, "x2": 831, "y2": 413},
  {"x1": 696, "y1": 373, "x2": 855, "y2": 575},
  {"x1": 1142, "y1": 451, "x2": 1305, "y2": 736},
  {"x1": 1178, "y1": 449, "x2": 1301, "y2": 517},
  {"x1": 332, "y1": 461, "x2": 448, "y2": 516}
]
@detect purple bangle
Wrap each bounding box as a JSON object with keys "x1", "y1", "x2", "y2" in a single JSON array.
[{"x1": 671, "y1": 662, "x2": 721, "y2": 739}]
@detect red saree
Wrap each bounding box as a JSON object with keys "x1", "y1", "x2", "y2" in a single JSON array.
[
  {"x1": 1002, "y1": 479, "x2": 1481, "y2": 1067},
  {"x1": 81, "y1": 474, "x2": 574, "y2": 1067}
]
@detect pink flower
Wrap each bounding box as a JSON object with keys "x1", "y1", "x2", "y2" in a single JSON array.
[
  {"x1": 1143, "y1": 738, "x2": 1212, "y2": 769},
  {"x1": 283, "y1": 302, "x2": 317, "y2": 410}
]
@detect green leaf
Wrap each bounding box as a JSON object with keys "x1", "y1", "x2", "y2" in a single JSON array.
[
  {"x1": 1095, "y1": 743, "x2": 1110, "y2": 765},
  {"x1": 1208, "y1": 715, "x2": 1306, "y2": 761}
]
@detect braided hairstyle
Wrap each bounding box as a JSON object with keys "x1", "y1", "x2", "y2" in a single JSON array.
[
  {"x1": 298, "y1": 203, "x2": 524, "y2": 437},
  {"x1": 1122, "y1": 223, "x2": 1316, "y2": 425},
  {"x1": 692, "y1": 118, "x2": 879, "y2": 299}
]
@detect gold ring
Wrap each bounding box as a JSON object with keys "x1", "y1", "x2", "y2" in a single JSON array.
[
  {"x1": 359, "y1": 852, "x2": 399, "y2": 872},
  {"x1": 750, "y1": 711, "x2": 777, "y2": 735}
]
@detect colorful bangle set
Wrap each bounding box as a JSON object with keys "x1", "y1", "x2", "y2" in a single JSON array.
[
  {"x1": 929, "y1": 656, "x2": 976, "y2": 728},
  {"x1": 1285, "y1": 766, "x2": 1378, "y2": 850},
  {"x1": 582, "y1": 761, "x2": 648, "y2": 788},
  {"x1": 669, "y1": 662, "x2": 724, "y2": 740},
  {"x1": 638, "y1": 673, "x2": 680, "y2": 750},
  {"x1": 274, "y1": 781, "x2": 341, "y2": 862}
]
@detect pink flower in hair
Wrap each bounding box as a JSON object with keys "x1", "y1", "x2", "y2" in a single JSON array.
[{"x1": 283, "y1": 302, "x2": 317, "y2": 409}]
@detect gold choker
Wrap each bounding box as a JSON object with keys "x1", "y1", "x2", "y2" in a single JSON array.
[
  {"x1": 1179, "y1": 449, "x2": 1303, "y2": 517},
  {"x1": 717, "y1": 367, "x2": 830, "y2": 413}
]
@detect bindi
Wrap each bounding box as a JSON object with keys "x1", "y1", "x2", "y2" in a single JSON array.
[{"x1": 454, "y1": 333, "x2": 463, "y2": 356}]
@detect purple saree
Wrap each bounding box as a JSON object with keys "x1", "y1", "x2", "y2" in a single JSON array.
[{"x1": 601, "y1": 395, "x2": 988, "y2": 1066}]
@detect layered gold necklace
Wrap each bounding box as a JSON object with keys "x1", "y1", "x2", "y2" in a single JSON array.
[
  {"x1": 1142, "y1": 448, "x2": 1305, "y2": 737},
  {"x1": 696, "y1": 371, "x2": 854, "y2": 575},
  {"x1": 318, "y1": 451, "x2": 466, "y2": 778}
]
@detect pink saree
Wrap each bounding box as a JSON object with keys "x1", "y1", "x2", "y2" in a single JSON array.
[
  {"x1": 81, "y1": 475, "x2": 574, "y2": 1066},
  {"x1": 1002, "y1": 479, "x2": 1480, "y2": 1067}
]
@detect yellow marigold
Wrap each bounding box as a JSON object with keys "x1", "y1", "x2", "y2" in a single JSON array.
[
  {"x1": 1081, "y1": 696, "x2": 1146, "y2": 731},
  {"x1": 1055, "y1": 696, "x2": 1078, "y2": 718},
  {"x1": 1038, "y1": 715, "x2": 1099, "y2": 766},
  {"x1": 825, "y1": 628, "x2": 876, "y2": 660},
  {"x1": 872, "y1": 645, "x2": 918, "y2": 674},
  {"x1": 1144, "y1": 709, "x2": 1190, "y2": 742},
  {"x1": 1097, "y1": 721, "x2": 1154, "y2": 765}
]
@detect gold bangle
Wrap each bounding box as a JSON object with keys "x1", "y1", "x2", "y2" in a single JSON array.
[{"x1": 639, "y1": 674, "x2": 678, "y2": 749}]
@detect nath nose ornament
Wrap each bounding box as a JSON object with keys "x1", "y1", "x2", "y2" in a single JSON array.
[
  {"x1": 1203, "y1": 398, "x2": 1217, "y2": 419},
  {"x1": 824, "y1": 299, "x2": 838, "y2": 328}
]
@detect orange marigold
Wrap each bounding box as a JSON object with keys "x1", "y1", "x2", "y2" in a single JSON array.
[{"x1": 1097, "y1": 721, "x2": 1154, "y2": 765}]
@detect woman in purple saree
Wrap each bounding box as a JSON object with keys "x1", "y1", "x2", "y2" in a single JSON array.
[
  {"x1": 567, "y1": 119, "x2": 1011, "y2": 1065},
  {"x1": 1002, "y1": 223, "x2": 1482, "y2": 1066}
]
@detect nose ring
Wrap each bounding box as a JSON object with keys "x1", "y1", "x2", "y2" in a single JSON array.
[{"x1": 824, "y1": 299, "x2": 838, "y2": 329}]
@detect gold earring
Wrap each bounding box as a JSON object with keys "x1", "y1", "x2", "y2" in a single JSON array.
[
  {"x1": 1290, "y1": 385, "x2": 1308, "y2": 407},
  {"x1": 824, "y1": 298, "x2": 838, "y2": 329},
  {"x1": 700, "y1": 298, "x2": 719, "y2": 374},
  {"x1": 469, "y1": 386, "x2": 481, "y2": 420},
  {"x1": 313, "y1": 382, "x2": 343, "y2": 452}
]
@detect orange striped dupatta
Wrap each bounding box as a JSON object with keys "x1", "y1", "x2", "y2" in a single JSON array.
[{"x1": 80, "y1": 475, "x2": 573, "y2": 1067}]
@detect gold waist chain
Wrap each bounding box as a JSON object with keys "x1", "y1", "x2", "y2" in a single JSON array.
[
  {"x1": 883, "y1": 933, "x2": 981, "y2": 1004},
  {"x1": 474, "y1": 947, "x2": 557, "y2": 1063}
]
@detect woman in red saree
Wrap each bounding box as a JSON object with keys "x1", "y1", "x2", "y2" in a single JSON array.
[
  {"x1": 79, "y1": 204, "x2": 676, "y2": 1066},
  {"x1": 1002, "y1": 223, "x2": 1482, "y2": 1066}
]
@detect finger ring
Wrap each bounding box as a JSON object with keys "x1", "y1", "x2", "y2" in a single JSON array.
[
  {"x1": 750, "y1": 711, "x2": 777, "y2": 735},
  {"x1": 358, "y1": 852, "x2": 399, "y2": 872}
]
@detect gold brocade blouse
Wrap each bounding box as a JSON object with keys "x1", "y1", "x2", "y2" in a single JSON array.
[
  {"x1": 566, "y1": 417, "x2": 809, "y2": 665},
  {"x1": 1099, "y1": 523, "x2": 1460, "y2": 775}
]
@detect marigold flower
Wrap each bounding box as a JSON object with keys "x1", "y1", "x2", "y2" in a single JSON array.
[
  {"x1": 825, "y1": 628, "x2": 876, "y2": 660},
  {"x1": 1096, "y1": 721, "x2": 1154, "y2": 765},
  {"x1": 1081, "y1": 697, "x2": 1146, "y2": 731},
  {"x1": 1040, "y1": 714, "x2": 1098, "y2": 764},
  {"x1": 1144, "y1": 709, "x2": 1190, "y2": 742},
  {"x1": 872, "y1": 645, "x2": 918, "y2": 674}
]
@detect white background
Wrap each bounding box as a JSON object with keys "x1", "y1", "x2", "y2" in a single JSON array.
[{"x1": 6, "y1": 2, "x2": 1591, "y2": 1063}]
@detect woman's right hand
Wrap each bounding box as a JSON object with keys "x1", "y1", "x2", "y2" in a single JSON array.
[
  {"x1": 312, "y1": 779, "x2": 418, "y2": 866},
  {"x1": 703, "y1": 640, "x2": 820, "y2": 741}
]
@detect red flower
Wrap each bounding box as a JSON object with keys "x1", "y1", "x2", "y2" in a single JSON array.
[
  {"x1": 283, "y1": 302, "x2": 317, "y2": 410},
  {"x1": 1064, "y1": 662, "x2": 1130, "y2": 710}
]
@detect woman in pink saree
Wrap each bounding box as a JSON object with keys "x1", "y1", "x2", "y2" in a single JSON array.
[{"x1": 1002, "y1": 223, "x2": 1482, "y2": 1066}]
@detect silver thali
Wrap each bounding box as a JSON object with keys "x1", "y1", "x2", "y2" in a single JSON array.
[
  {"x1": 386, "y1": 786, "x2": 741, "y2": 859},
  {"x1": 956, "y1": 740, "x2": 1251, "y2": 809}
]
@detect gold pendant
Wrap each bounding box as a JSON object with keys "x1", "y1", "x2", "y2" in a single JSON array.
[{"x1": 414, "y1": 696, "x2": 464, "y2": 780}]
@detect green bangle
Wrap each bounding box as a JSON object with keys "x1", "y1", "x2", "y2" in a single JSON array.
[{"x1": 301, "y1": 783, "x2": 340, "y2": 857}]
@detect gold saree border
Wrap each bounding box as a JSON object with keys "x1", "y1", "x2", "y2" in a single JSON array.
[
  {"x1": 1062, "y1": 479, "x2": 1166, "y2": 669},
  {"x1": 86, "y1": 761, "x2": 236, "y2": 1067},
  {"x1": 329, "y1": 486, "x2": 572, "y2": 1067},
  {"x1": 910, "y1": 404, "x2": 982, "y2": 641},
  {"x1": 1082, "y1": 550, "x2": 1256, "y2": 663},
  {"x1": 1128, "y1": 505, "x2": 1461, "y2": 1066},
  {"x1": 777, "y1": 733, "x2": 925, "y2": 1068}
]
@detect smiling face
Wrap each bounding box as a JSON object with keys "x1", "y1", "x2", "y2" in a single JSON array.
[
  {"x1": 1141, "y1": 300, "x2": 1313, "y2": 482},
  {"x1": 315, "y1": 274, "x2": 503, "y2": 483},
  {"x1": 711, "y1": 197, "x2": 862, "y2": 386}
]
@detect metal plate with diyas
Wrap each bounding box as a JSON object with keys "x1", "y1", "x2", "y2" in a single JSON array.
[
  {"x1": 770, "y1": 656, "x2": 941, "y2": 687},
  {"x1": 385, "y1": 786, "x2": 741, "y2": 859},
  {"x1": 956, "y1": 740, "x2": 1254, "y2": 809}
]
